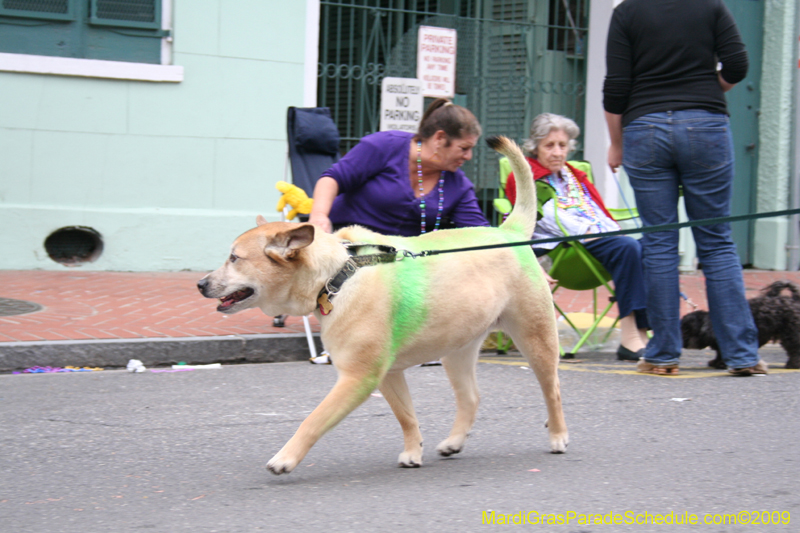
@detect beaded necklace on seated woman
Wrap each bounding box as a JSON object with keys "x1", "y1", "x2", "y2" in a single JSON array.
[{"x1": 547, "y1": 166, "x2": 604, "y2": 233}]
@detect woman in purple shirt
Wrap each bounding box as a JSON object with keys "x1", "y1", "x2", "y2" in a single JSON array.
[{"x1": 309, "y1": 99, "x2": 489, "y2": 236}]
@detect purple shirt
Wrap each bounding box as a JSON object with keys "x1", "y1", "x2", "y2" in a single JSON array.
[{"x1": 323, "y1": 131, "x2": 489, "y2": 236}]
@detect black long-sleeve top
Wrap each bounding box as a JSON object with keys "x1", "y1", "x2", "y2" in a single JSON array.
[{"x1": 603, "y1": 0, "x2": 748, "y2": 127}]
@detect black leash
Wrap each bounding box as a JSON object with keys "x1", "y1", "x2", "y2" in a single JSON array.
[
  {"x1": 400, "y1": 207, "x2": 800, "y2": 259},
  {"x1": 314, "y1": 208, "x2": 800, "y2": 313}
]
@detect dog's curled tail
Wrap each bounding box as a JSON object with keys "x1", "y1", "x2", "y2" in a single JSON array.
[
  {"x1": 762, "y1": 280, "x2": 800, "y2": 301},
  {"x1": 486, "y1": 136, "x2": 536, "y2": 237}
]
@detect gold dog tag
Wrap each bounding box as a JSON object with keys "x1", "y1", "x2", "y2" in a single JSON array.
[{"x1": 318, "y1": 293, "x2": 333, "y2": 315}]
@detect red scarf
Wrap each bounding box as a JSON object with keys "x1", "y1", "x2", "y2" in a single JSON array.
[{"x1": 506, "y1": 157, "x2": 614, "y2": 220}]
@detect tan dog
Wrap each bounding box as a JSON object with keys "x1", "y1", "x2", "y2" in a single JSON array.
[{"x1": 198, "y1": 137, "x2": 567, "y2": 475}]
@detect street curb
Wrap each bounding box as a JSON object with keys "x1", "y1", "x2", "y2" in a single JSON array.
[{"x1": 0, "y1": 333, "x2": 324, "y2": 372}]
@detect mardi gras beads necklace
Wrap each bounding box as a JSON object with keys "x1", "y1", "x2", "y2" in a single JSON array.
[
  {"x1": 417, "y1": 140, "x2": 445, "y2": 234},
  {"x1": 549, "y1": 166, "x2": 602, "y2": 231}
]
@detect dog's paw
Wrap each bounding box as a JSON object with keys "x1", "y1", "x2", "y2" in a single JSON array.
[
  {"x1": 266, "y1": 454, "x2": 298, "y2": 475},
  {"x1": 549, "y1": 433, "x2": 569, "y2": 454},
  {"x1": 436, "y1": 436, "x2": 466, "y2": 457},
  {"x1": 398, "y1": 450, "x2": 423, "y2": 468}
]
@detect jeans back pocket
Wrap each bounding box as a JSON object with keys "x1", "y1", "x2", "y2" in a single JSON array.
[
  {"x1": 687, "y1": 126, "x2": 731, "y2": 170},
  {"x1": 622, "y1": 124, "x2": 655, "y2": 168}
]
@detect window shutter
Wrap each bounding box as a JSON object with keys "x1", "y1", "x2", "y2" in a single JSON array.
[
  {"x1": 0, "y1": 0, "x2": 75, "y2": 21},
  {"x1": 89, "y1": 0, "x2": 160, "y2": 29}
]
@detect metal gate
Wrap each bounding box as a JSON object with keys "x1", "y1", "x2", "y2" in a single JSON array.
[{"x1": 318, "y1": 0, "x2": 589, "y2": 221}]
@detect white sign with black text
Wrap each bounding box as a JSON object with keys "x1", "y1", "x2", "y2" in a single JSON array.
[
  {"x1": 380, "y1": 77, "x2": 424, "y2": 133},
  {"x1": 417, "y1": 26, "x2": 457, "y2": 98}
]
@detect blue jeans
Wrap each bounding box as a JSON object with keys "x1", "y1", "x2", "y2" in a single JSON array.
[
  {"x1": 583, "y1": 237, "x2": 648, "y2": 330},
  {"x1": 622, "y1": 110, "x2": 758, "y2": 368}
]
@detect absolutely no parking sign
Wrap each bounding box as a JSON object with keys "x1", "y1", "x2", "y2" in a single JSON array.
[{"x1": 380, "y1": 77, "x2": 424, "y2": 132}]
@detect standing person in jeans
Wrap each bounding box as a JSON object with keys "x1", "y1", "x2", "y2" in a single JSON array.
[{"x1": 603, "y1": 0, "x2": 766, "y2": 376}]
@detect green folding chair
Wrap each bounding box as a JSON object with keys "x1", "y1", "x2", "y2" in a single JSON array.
[
  {"x1": 493, "y1": 156, "x2": 514, "y2": 223},
  {"x1": 493, "y1": 157, "x2": 639, "y2": 357}
]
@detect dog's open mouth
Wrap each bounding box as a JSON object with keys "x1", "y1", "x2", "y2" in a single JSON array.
[{"x1": 217, "y1": 287, "x2": 255, "y2": 311}]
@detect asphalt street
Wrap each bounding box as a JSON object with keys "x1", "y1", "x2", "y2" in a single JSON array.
[{"x1": 1, "y1": 347, "x2": 798, "y2": 533}]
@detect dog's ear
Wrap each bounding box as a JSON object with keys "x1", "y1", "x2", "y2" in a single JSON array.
[
  {"x1": 285, "y1": 224, "x2": 314, "y2": 250},
  {"x1": 265, "y1": 224, "x2": 315, "y2": 261},
  {"x1": 256, "y1": 215, "x2": 268, "y2": 226}
]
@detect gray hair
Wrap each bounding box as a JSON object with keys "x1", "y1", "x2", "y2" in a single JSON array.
[{"x1": 522, "y1": 113, "x2": 580, "y2": 156}]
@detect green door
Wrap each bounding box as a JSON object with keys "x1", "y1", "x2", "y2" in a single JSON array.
[{"x1": 723, "y1": 0, "x2": 763, "y2": 265}]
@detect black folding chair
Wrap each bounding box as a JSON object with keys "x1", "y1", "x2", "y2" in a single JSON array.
[
  {"x1": 274, "y1": 108, "x2": 342, "y2": 361},
  {"x1": 285, "y1": 106, "x2": 341, "y2": 198}
]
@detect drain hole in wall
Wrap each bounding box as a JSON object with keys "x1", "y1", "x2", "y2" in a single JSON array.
[{"x1": 44, "y1": 226, "x2": 104, "y2": 266}]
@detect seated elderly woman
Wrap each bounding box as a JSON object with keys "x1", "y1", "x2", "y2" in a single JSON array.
[{"x1": 506, "y1": 113, "x2": 648, "y2": 361}]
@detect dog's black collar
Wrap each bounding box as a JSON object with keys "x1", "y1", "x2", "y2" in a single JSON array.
[{"x1": 316, "y1": 243, "x2": 399, "y2": 315}]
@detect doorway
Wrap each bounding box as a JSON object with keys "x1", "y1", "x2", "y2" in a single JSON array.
[{"x1": 723, "y1": 0, "x2": 764, "y2": 265}]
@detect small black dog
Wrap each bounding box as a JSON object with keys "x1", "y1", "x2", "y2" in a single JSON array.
[{"x1": 681, "y1": 280, "x2": 800, "y2": 369}]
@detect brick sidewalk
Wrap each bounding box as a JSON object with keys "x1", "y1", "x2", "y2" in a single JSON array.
[
  {"x1": 0, "y1": 271, "x2": 305, "y2": 343},
  {"x1": 2, "y1": 269, "x2": 799, "y2": 343}
]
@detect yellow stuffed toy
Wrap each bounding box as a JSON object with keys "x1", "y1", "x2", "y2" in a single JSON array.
[{"x1": 275, "y1": 181, "x2": 314, "y2": 221}]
